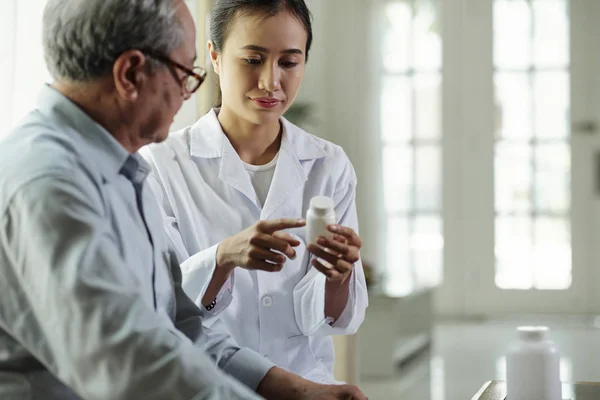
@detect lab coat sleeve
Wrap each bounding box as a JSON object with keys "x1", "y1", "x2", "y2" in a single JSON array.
[
  {"x1": 2, "y1": 175, "x2": 264, "y2": 400},
  {"x1": 292, "y1": 179, "x2": 368, "y2": 336},
  {"x1": 145, "y1": 173, "x2": 234, "y2": 326},
  {"x1": 179, "y1": 244, "x2": 235, "y2": 327}
]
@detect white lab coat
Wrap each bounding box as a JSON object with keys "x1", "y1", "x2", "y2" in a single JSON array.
[{"x1": 141, "y1": 109, "x2": 368, "y2": 383}]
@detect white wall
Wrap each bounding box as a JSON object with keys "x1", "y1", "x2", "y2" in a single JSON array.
[
  {"x1": 297, "y1": 0, "x2": 383, "y2": 271},
  {"x1": 171, "y1": 0, "x2": 202, "y2": 130},
  {"x1": 0, "y1": 0, "x2": 51, "y2": 137},
  {"x1": 0, "y1": 0, "x2": 200, "y2": 137}
]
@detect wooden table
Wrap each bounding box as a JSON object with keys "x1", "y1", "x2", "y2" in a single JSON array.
[{"x1": 472, "y1": 380, "x2": 600, "y2": 400}]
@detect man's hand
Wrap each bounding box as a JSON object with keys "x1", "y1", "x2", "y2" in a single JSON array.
[
  {"x1": 302, "y1": 384, "x2": 367, "y2": 400},
  {"x1": 257, "y1": 367, "x2": 368, "y2": 400}
]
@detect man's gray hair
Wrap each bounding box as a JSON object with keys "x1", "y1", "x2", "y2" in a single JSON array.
[{"x1": 43, "y1": 0, "x2": 185, "y2": 82}]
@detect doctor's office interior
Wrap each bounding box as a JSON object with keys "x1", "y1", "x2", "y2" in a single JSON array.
[{"x1": 3, "y1": 0, "x2": 600, "y2": 399}]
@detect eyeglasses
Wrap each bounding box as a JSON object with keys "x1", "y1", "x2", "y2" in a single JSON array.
[{"x1": 142, "y1": 50, "x2": 207, "y2": 95}]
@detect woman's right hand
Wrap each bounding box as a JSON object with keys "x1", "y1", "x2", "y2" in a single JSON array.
[{"x1": 216, "y1": 218, "x2": 306, "y2": 272}]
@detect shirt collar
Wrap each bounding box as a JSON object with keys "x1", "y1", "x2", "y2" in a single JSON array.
[
  {"x1": 120, "y1": 153, "x2": 151, "y2": 185},
  {"x1": 189, "y1": 108, "x2": 327, "y2": 161}
]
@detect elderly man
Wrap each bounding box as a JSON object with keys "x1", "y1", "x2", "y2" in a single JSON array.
[{"x1": 0, "y1": 0, "x2": 367, "y2": 399}]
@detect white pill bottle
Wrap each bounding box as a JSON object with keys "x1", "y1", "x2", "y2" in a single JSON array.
[
  {"x1": 306, "y1": 196, "x2": 336, "y2": 246},
  {"x1": 506, "y1": 326, "x2": 562, "y2": 400}
]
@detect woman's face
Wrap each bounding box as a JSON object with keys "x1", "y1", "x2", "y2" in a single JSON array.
[{"x1": 210, "y1": 10, "x2": 307, "y2": 126}]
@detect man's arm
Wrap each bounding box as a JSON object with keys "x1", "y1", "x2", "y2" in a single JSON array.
[{"x1": 1, "y1": 175, "x2": 260, "y2": 400}]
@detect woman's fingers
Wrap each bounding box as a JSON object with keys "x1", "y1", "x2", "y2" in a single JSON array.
[
  {"x1": 248, "y1": 247, "x2": 286, "y2": 264},
  {"x1": 328, "y1": 224, "x2": 362, "y2": 248},
  {"x1": 250, "y1": 233, "x2": 297, "y2": 259},
  {"x1": 246, "y1": 258, "x2": 284, "y2": 272},
  {"x1": 311, "y1": 258, "x2": 339, "y2": 279}
]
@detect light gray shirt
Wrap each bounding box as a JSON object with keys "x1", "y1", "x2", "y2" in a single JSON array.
[{"x1": 0, "y1": 85, "x2": 273, "y2": 400}]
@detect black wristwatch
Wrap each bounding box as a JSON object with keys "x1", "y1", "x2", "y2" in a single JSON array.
[{"x1": 205, "y1": 298, "x2": 217, "y2": 311}]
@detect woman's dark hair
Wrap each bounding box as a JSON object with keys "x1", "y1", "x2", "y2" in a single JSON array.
[{"x1": 210, "y1": 0, "x2": 313, "y2": 61}]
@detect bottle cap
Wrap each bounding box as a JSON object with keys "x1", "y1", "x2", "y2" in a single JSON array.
[
  {"x1": 516, "y1": 326, "x2": 550, "y2": 341},
  {"x1": 310, "y1": 196, "x2": 334, "y2": 214}
]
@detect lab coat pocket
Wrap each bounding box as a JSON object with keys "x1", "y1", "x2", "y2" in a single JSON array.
[
  {"x1": 286, "y1": 334, "x2": 317, "y2": 378},
  {"x1": 293, "y1": 266, "x2": 328, "y2": 335}
]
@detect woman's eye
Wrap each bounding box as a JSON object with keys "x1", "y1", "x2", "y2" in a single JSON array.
[
  {"x1": 280, "y1": 61, "x2": 298, "y2": 68},
  {"x1": 244, "y1": 58, "x2": 262, "y2": 65}
]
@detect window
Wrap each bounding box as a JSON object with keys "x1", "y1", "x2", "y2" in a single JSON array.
[
  {"x1": 493, "y1": 0, "x2": 571, "y2": 290},
  {"x1": 379, "y1": 0, "x2": 443, "y2": 295}
]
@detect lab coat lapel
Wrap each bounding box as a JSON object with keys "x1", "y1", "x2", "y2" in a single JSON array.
[
  {"x1": 190, "y1": 110, "x2": 261, "y2": 211},
  {"x1": 260, "y1": 139, "x2": 306, "y2": 220},
  {"x1": 219, "y1": 138, "x2": 261, "y2": 212},
  {"x1": 260, "y1": 120, "x2": 327, "y2": 219}
]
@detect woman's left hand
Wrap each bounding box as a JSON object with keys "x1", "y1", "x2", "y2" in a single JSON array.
[{"x1": 307, "y1": 224, "x2": 362, "y2": 283}]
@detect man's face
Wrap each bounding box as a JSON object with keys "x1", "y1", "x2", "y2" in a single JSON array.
[{"x1": 136, "y1": 0, "x2": 197, "y2": 144}]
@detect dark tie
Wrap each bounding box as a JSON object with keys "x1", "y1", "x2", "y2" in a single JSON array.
[{"x1": 120, "y1": 156, "x2": 157, "y2": 310}]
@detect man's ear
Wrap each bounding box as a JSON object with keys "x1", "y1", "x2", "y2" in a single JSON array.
[{"x1": 112, "y1": 49, "x2": 149, "y2": 101}]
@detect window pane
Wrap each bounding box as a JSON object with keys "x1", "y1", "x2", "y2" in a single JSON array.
[
  {"x1": 533, "y1": 0, "x2": 569, "y2": 68},
  {"x1": 534, "y1": 71, "x2": 570, "y2": 139},
  {"x1": 495, "y1": 142, "x2": 532, "y2": 213},
  {"x1": 381, "y1": 76, "x2": 412, "y2": 143},
  {"x1": 382, "y1": 1, "x2": 412, "y2": 73},
  {"x1": 415, "y1": 145, "x2": 441, "y2": 211},
  {"x1": 535, "y1": 143, "x2": 570, "y2": 213},
  {"x1": 383, "y1": 146, "x2": 413, "y2": 212},
  {"x1": 493, "y1": 0, "x2": 571, "y2": 293},
  {"x1": 533, "y1": 217, "x2": 571, "y2": 289},
  {"x1": 380, "y1": 0, "x2": 443, "y2": 293},
  {"x1": 413, "y1": 0, "x2": 441, "y2": 70},
  {"x1": 495, "y1": 73, "x2": 532, "y2": 140},
  {"x1": 494, "y1": 0, "x2": 532, "y2": 69},
  {"x1": 495, "y1": 216, "x2": 533, "y2": 290},
  {"x1": 384, "y1": 217, "x2": 413, "y2": 296},
  {"x1": 414, "y1": 73, "x2": 441, "y2": 140},
  {"x1": 413, "y1": 216, "x2": 443, "y2": 287}
]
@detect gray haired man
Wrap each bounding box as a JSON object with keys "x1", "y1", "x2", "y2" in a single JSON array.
[{"x1": 0, "y1": 0, "x2": 367, "y2": 399}]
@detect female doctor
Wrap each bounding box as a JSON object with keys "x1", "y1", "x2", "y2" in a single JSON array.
[{"x1": 141, "y1": 0, "x2": 368, "y2": 383}]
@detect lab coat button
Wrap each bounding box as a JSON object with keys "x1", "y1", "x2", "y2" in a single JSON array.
[{"x1": 261, "y1": 295, "x2": 273, "y2": 307}]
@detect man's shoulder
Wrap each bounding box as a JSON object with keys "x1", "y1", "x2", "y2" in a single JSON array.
[{"x1": 0, "y1": 112, "x2": 84, "y2": 211}]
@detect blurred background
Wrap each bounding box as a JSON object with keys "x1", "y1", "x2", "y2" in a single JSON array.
[{"x1": 3, "y1": 0, "x2": 600, "y2": 398}]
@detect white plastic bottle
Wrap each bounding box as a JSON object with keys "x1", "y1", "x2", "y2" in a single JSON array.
[
  {"x1": 506, "y1": 326, "x2": 562, "y2": 400},
  {"x1": 306, "y1": 195, "x2": 336, "y2": 248}
]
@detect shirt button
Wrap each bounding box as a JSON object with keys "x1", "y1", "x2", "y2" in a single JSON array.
[{"x1": 261, "y1": 295, "x2": 273, "y2": 307}]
